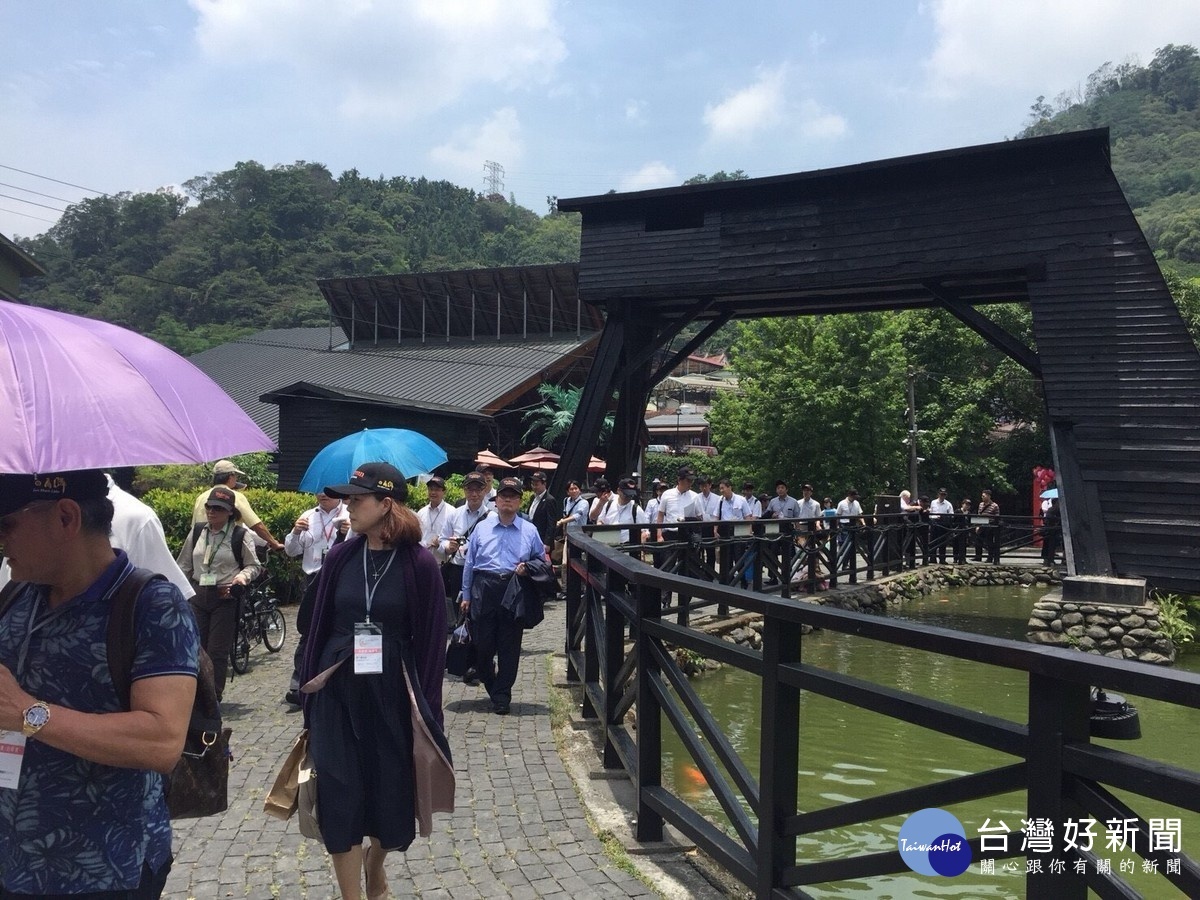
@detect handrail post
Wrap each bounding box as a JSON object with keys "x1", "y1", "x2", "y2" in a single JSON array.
[
  {"x1": 758, "y1": 604, "x2": 801, "y2": 895},
  {"x1": 565, "y1": 529, "x2": 583, "y2": 682},
  {"x1": 635, "y1": 579, "x2": 664, "y2": 842},
  {"x1": 847, "y1": 525, "x2": 858, "y2": 584},
  {"x1": 779, "y1": 528, "x2": 793, "y2": 599},
  {"x1": 827, "y1": 518, "x2": 838, "y2": 589},
  {"x1": 1026, "y1": 674, "x2": 1090, "y2": 899},
  {"x1": 677, "y1": 527, "x2": 693, "y2": 627},
  {"x1": 581, "y1": 548, "x2": 603, "y2": 719},
  {"x1": 604, "y1": 568, "x2": 627, "y2": 770},
  {"x1": 805, "y1": 521, "x2": 818, "y2": 594}
]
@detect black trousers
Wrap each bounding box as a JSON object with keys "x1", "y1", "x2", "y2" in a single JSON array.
[
  {"x1": 469, "y1": 571, "x2": 524, "y2": 707},
  {"x1": 289, "y1": 571, "x2": 320, "y2": 692},
  {"x1": 189, "y1": 588, "x2": 237, "y2": 700}
]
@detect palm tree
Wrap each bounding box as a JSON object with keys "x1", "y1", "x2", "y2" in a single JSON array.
[{"x1": 522, "y1": 384, "x2": 612, "y2": 451}]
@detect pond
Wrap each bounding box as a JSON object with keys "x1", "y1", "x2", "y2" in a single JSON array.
[{"x1": 661, "y1": 585, "x2": 1199, "y2": 898}]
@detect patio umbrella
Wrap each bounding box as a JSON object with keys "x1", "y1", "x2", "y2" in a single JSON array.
[
  {"x1": 0, "y1": 299, "x2": 274, "y2": 473},
  {"x1": 475, "y1": 449, "x2": 512, "y2": 469},
  {"x1": 508, "y1": 446, "x2": 559, "y2": 465},
  {"x1": 520, "y1": 458, "x2": 559, "y2": 471},
  {"x1": 1040, "y1": 487, "x2": 1059, "y2": 499},
  {"x1": 587, "y1": 456, "x2": 606, "y2": 474},
  {"x1": 299, "y1": 428, "x2": 448, "y2": 492}
]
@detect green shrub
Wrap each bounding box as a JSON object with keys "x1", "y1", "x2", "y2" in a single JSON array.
[
  {"x1": 134, "y1": 451, "x2": 278, "y2": 495},
  {"x1": 1153, "y1": 591, "x2": 1198, "y2": 646}
]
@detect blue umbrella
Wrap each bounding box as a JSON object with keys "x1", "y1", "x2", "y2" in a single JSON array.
[
  {"x1": 299, "y1": 428, "x2": 448, "y2": 493},
  {"x1": 1040, "y1": 487, "x2": 1059, "y2": 499}
]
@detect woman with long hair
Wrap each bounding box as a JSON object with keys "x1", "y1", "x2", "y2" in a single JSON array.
[{"x1": 300, "y1": 462, "x2": 449, "y2": 900}]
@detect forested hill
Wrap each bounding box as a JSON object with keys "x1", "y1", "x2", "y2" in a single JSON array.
[
  {"x1": 12, "y1": 43, "x2": 1200, "y2": 355},
  {"x1": 14, "y1": 163, "x2": 583, "y2": 354},
  {"x1": 1020, "y1": 43, "x2": 1200, "y2": 275}
]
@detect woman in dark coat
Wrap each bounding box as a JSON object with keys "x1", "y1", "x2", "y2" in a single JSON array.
[{"x1": 300, "y1": 462, "x2": 448, "y2": 900}]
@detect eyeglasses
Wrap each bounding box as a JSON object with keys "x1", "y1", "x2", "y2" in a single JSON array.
[
  {"x1": 0, "y1": 501, "x2": 54, "y2": 536},
  {"x1": 204, "y1": 504, "x2": 228, "y2": 512}
]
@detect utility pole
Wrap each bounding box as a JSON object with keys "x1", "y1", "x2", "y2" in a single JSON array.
[{"x1": 906, "y1": 366, "x2": 920, "y2": 498}]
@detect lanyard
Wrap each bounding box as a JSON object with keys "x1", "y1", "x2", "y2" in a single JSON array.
[
  {"x1": 426, "y1": 502, "x2": 445, "y2": 534},
  {"x1": 203, "y1": 524, "x2": 230, "y2": 568},
  {"x1": 361, "y1": 545, "x2": 397, "y2": 623},
  {"x1": 316, "y1": 505, "x2": 341, "y2": 543}
]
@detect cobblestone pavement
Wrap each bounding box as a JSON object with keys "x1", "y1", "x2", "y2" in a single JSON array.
[{"x1": 166, "y1": 598, "x2": 670, "y2": 900}]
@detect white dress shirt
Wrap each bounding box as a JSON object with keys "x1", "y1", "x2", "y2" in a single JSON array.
[{"x1": 284, "y1": 501, "x2": 348, "y2": 575}]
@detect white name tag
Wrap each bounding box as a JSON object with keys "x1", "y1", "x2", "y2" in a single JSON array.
[
  {"x1": 199, "y1": 573, "x2": 218, "y2": 587},
  {"x1": 0, "y1": 731, "x2": 26, "y2": 789},
  {"x1": 354, "y1": 628, "x2": 384, "y2": 675}
]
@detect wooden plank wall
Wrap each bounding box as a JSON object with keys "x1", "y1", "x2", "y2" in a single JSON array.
[{"x1": 568, "y1": 134, "x2": 1200, "y2": 592}]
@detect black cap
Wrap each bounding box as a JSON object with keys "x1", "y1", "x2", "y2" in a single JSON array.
[
  {"x1": 426, "y1": 476, "x2": 446, "y2": 489},
  {"x1": 618, "y1": 477, "x2": 638, "y2": 498},
  {"x1": 496, "y1": 477, "x2": 523, "y2": 496},
  {"x1": 324, "y1": 461, "x2": 408, "y2": 502},
  {"x1": 593, "y1": 478, "x2": 610, "y2": 492},
  {"x1": 801, "y1": 483, "x2": 813, "y2": 492},
  {"x1": 464, "y1": 472, "x2": 487, "y2": 487},
  {"x1": 0, "y1": 469, "x2": 108, "y2": 518},
  {"x1": 937, "y1": 487, "x2": 947, "y2": 494},
  {"x1": 677, "y1": 466, "x2": 694, "y2": 480},
  {"x1": 847, "y1": 488, "x2": 859, "y2": 497},
  {"x1": 529, "y1": 471, "x2": 547, "y2": 482}
]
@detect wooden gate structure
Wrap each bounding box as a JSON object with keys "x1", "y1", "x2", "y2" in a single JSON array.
[{"x1": 553, "y1": 128, "x2": 1200, "y2": 594}]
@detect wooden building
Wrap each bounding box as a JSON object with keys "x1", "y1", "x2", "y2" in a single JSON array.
[{"x1": 555, "y1": 129, "x2": 1200, "y2": 593}]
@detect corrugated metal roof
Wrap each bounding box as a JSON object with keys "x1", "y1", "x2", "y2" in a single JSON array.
[{"x1": 190, "y1": 325, "x2": 599, "y2": 442}]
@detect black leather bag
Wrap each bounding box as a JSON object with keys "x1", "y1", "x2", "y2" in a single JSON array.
[
  {"x1": 445, "y1": 617, "x2": 475, "y2": 677},
  {"x1": 166, "y1": 649, "x2": 231, "y2": 819}
]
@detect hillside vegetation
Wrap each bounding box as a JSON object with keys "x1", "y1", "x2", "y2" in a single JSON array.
[{"x1": 16, "y1": 164, "x2": 581, "y2": 353}]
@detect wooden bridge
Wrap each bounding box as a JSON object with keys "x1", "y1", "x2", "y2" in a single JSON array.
[
  {"x1": 562, "y1": 523, "x2": 1200, "y2": 898},
  {"x1": 552, "y1": 128, "x2": 1200, "y2": 594}
]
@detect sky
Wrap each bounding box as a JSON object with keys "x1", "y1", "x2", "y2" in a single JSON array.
[{"x1": 3, "y1": 1, "x2": 1200, "y2": 241}]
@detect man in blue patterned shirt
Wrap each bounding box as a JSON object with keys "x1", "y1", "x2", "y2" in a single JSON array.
[{"x1": 0, "y1": 469, "x2": 199, "y2": 898}]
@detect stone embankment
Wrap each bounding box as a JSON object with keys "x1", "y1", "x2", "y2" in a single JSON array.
[
  {"x1": 707, "y1": 565, "x2": 1177, "y2": 669},
  {"x1": 1027, "y1": 594, "x2": 1175, "y2": 665}
]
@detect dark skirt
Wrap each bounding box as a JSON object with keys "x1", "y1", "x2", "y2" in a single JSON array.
[{"x1": 308, "y1": 634, "x2": 415, "y2": 854}]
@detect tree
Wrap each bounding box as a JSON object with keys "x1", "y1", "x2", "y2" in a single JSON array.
[{"x1": 522, "y1": 383, "x2": 612, "y2": 451}]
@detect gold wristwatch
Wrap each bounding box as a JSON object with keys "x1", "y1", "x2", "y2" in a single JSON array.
[{"x1": 22, "y1": 701, "x2": 50, "y2": 738}]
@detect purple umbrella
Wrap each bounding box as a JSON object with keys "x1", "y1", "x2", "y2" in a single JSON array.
[{"x1": 0, "y1": 299, "x2": 275, "y2": 473}]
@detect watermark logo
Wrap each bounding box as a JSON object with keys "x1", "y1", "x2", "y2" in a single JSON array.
[{"x1": 898, "y1": 808, "x2": 973, "y2": 877}]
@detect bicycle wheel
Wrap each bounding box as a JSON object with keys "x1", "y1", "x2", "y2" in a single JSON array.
[
  {"x1": 231, "y1": 622, "x2": 251, "y2": 674},
  {"x1": 262, "y1": 607, "x2": 287, "y2": 652}
]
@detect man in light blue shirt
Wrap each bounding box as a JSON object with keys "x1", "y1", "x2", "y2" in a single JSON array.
[{"x1": 461, "y1": 477, "x2": 545, "y2": 715}]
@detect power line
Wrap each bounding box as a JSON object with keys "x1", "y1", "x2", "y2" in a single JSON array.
[
  {"x1": 0, "y1": 206, "x2": 56, "y2": 224},
  {"x1": 0, "y1": 192, "x2": 65, "y2": 212},
  {"x1": 0, "y1": 163, "x2": 107, "y2": 196},
  {"x1": 0, "y1": 181, "x2": 75, "y2": 204}
]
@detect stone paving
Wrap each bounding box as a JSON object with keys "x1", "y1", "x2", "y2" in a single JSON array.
[{"x1": 165, "y1": 597, "x2": 671, "y2": 900}]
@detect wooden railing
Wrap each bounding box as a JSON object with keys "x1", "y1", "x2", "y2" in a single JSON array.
[{"x1": 562, "y1": 523, "x2": 1200, "y2": 899}]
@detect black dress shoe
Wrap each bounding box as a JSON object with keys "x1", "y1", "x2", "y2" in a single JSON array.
[
  {"x1": 493, "y1": 701, "x2": 510, "y2": 715},
  {"x1": 284, "y1": 690, "x2": 301, "y2": 706},
  {"x1": 463, "y1": 668, "x2": 480, "y2": 686}
]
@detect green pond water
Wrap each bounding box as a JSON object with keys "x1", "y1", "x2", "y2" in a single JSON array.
[{"x1": 661, "y1": 585, "x2": 1200, "y2": 898}]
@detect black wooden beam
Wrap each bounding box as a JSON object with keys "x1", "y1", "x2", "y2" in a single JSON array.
[
  {"x1": 925, "y1": 282, "x2": 1042, "y2": 376},
  {"x1": 552, "y1": 315, "x2": 626, "y2": 496},
  {"x1": 1048, "y1": 420, "x2": 1113, "y2": 577}
]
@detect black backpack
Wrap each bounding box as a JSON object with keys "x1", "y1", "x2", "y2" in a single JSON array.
[{"x1": 0, "y1": 568, "x2": 229, "y2": 818}]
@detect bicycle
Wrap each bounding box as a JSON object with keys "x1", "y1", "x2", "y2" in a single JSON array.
[{"x1": 230, "y1": 577, "x2": 287, "y2": 675}]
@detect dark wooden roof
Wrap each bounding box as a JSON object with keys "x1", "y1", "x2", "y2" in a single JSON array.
[
  {"x1": 317, "y1": 263, "x2": 601, "y2": 345},
  {"x1": 189, "y1": 325, "x2": 599, "y2": 442}
]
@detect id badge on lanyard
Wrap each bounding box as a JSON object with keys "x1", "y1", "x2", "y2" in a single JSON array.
[{"x1": 354, "y1": 621, "x2": 384, "y2": 675}]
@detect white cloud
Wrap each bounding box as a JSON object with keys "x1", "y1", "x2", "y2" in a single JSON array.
[
  {"x1": 618, "y1": 162, "x2": 676, "y2": 192},
  {"x1": 189, "y1": 0, "x2": 567, "y2": 121},
  {"x1": 702, "y1": 65, "x2": 787, "y2": 141},
  {"x1": 798, "y1": 99, "x2": 847, "y2": 140},
  {"x1": 625, "y1": 99, "x2": 646, "y2": 123},
  {"x1": 429, "y1": 107, "x2": 524, "y2": 179},
  {"x1": 923, "y1": 0, "x2": 1200, "y2": 98}
]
